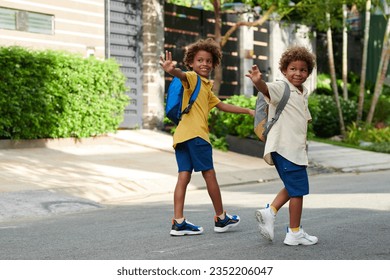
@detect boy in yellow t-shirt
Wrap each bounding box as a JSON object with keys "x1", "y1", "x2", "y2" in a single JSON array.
[{"x1": 160, "y1": 38, "x2": 254, "y2": 236}]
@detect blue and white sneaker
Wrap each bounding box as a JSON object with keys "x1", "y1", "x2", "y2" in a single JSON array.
[
  {"x1": 170, "y1": 219, "x2": 204, "y2": 236},
  {"x1": 214, "y1": 211, "x2": 240, "y2": 233}
]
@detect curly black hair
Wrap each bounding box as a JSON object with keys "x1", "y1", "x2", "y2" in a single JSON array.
[
  {"x1": 279, "y1": 46, "x2": 316, "y2": 75},
  {"x1": 183, "y1": 38, "x2": 222, "y2": 70}
]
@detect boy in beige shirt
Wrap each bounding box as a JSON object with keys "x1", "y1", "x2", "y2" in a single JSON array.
[{"x1": 246, "y1": 46, "x2": 318, "y2": 246}]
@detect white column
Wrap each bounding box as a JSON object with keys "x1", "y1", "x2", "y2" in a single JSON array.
[{"x1": 240, "y1": 13, "x2": 254, "y2": 97}]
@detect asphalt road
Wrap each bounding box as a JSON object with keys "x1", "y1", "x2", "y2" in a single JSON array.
[{"x1": 0, "y1": 170, "x2": 389, "y2": 260}]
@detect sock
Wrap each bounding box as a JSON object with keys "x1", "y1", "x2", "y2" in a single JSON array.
[
  {"x1": 175, "y1": 217, "x2": 185, "y2": 224},
  {"x1": 270, "y1": 205, "x2": 278, "y2": 216},
  {"x1": 218, "y1": 212, "x2": 226, "y2": 220},
  {"x1": 290, "y1": 226, "x2": 300, "y2": 233}
]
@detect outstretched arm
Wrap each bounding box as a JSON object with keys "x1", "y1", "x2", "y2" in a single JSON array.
[
  {"x1": 159, "y1": 51, "x2": 187, "y2": 82},
  {"x1": 245, "y1": 65, "x2": 269, "y2": 99},
  {"x1": 216, "y1": 102, "x2": 255, "y2": 117}
]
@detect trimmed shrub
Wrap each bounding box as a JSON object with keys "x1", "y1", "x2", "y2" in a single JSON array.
[{"x1": 0, "y1": 46, "x2": 129, "y2": 139}]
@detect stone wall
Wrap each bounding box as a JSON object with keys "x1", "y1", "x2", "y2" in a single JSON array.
[{"x1": 142, "y1": 0, "x2": 165, "y2": 129}]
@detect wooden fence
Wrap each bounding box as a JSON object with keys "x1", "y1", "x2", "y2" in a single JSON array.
[{"x1": 163, "y1": 3, "x2": 270, "y2": 98}]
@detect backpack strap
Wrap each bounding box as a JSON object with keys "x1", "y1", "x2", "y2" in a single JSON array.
[
  {"x1": 263, "y1": 80, "x2": 290, "y2": 136},
  {"x1": 182, "y1": 75, "x2": 201, "y2": 115}
]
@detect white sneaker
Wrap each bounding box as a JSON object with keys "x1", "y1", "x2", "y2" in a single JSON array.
[
  {"x1": 283, "y1": 227, "x2": 318, "y2": 246},
  {"x1": 255, "y1": 205, "x2": 275, "y2": 241}
]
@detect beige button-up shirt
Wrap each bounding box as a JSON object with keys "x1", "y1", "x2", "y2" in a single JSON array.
[{"x1": 263, "y1": 80, "x2": 312, "y2": 166}]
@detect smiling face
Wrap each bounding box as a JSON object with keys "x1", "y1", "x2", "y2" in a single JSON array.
[
  {"x1": 282, "y1": 60, "x2": 309, "y2": 92},
  {"x1": 189, "y1": 50, "x2": 213, "y2": 78}
]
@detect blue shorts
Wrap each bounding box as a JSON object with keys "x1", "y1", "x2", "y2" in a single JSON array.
[
  {"x1": 271, "y1": 152, "x2": 309, "y2": 197},
  {"x1": 175, "y1": 137, "x2": 214, "y2": 172}
]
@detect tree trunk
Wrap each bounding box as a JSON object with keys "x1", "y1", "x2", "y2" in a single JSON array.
[
  {"x1": 366, "y1": 16, "x2": 390, "y2": 124},
  {"x1": 357, "y1": 0, "x2": 371, "y2": 122},
  {"x1": 212, "y1": 2, "x2": 276, "y2": 96},
  {"x1": 326, "y1": 12, "x2": 346, "y2": 136},
  {"x1": 212, "y1": 0, "x2": 222, "y2": 95},
  {"x1": 342, "y1": 4, "x2": 348, "y2": 100}
]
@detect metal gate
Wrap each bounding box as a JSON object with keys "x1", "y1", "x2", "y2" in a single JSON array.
[{"x1": 107, "y1": 0, "x2": 142, "y2": 128}]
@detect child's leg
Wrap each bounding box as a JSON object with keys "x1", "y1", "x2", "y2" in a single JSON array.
[
  {"x1": 288, "y1": 196, "x2": 303, "y2": 229},
  {"x1": 271, "y1": 189, "x2": 303, "y2": 229},
  {"x1": 283, "y1": 195, "x2": 318, "y2": 245},
  {"x1": 173, "y1": 171, "x2": 191, "y2": 219},
  {"x1": 271, "y1": 188, "x2": 290, "y2": 212},
  {"x1": 202, "y1": 169, "x2": 224, "y2": 216}
]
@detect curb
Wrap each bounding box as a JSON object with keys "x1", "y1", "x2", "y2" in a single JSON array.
[{"x1": 0, "y1": 135, "x2": 114, "y2": 149}]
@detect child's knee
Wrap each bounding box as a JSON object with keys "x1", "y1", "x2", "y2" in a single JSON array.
[{"x1": 201, "y1": 169, "x2": 216, "y2": 179}]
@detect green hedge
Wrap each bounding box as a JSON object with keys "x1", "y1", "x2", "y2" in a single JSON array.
[{"x1": 0, "y1": 46, "x2": 129, "y2": 139}]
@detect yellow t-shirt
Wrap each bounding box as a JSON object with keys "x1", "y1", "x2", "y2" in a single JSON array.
[{"x1": 173, "y1": 71, "x2": 221, "y2": 148}]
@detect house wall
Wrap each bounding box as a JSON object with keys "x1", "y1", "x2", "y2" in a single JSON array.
[
  {"x1": 268, "y1": 22, "x2": 317, "y2": 93},
  {"x1": 0, "y1": 0, "x2": 105, "y2": 58}
]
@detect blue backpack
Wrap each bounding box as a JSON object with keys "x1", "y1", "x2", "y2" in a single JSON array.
[{"x1": 165, "y1": 75, "x2": 201, "y2": 125}]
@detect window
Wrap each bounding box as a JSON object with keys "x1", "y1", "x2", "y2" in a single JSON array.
[
  {"x1": 0, "y1": 7, "x2": 16, "y2": 30},
  {"x1": 0, "y1": 7, "x2": 54, "y2": 35}
]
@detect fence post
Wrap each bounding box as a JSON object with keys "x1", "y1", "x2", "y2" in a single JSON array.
[
  {"x1": 142, "y1": 0, "x2": 165, "y2": 129},
  {"x1": 240, "y1": 13, "x2": 254, "y2": 97}
]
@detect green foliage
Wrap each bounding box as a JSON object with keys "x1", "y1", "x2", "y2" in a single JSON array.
[
  {"x1": 366, "y1": 142, "x2": 390, "y2": 153},
  {"x1": 344, "y1": 122, "x2": 390, "y2": 153},
  {"x1": 315, "y1": 73, "x2": 333, "y2": 95},
  {"x1": 209, "y1": 95, "x2": 257, "y2": 139},
  {"x1": 366, "y1": 87, "x2": 390, "y2": 124},
  {"x1": 315, "y1": 72, "x2": 390, "y2": 125},
  {"x1": 308, "y1": 94, "x2": 357, "y2": 137},
  {"x1": 208, "y1": 94, "x2": 256, "y2": 150},
  {"x1": 0, "y1": 46, "x2": 129, "y2": 139},
  {"x1": 345, "y1": 122, "x2": 390, "y2": 145},
  {"x1": 166, "y1": 0, "x2": 214, "y2": 10},
  {"x1": 209, "y1": 133, "x2": 228, "y2": 151}
]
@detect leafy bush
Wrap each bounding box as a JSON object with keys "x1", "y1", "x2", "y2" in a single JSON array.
[
  {"x1": 366, "y1": 90, "x2": 390, "y2": 125},
  {"x1": 308, "y1": 94, "x2": 357, "y2": 137},
  {"x1": 343, "y1": 122, "x2": 390, "y2": 153},
  {"x1": 0, "y1": 46, "x2": 129, "y2": 139},
  {"x1": 209, "y1": 133, "x2": 228, "y2": 151},
  {"x1": 345, "y1": 122, "x2": 390, "y2": 145},
  {"x1": 207, "y1": 95, "x2": 256, "y2": 150},
  {"x1": 315, "y1": 73, "x2": 333, "y2": 96},
  {"x1": 315, "y1": 72, "x2": 390, "y2": 126},
  {"x1": 209, "y1": 95, "x2": 257, "y2": 139}
]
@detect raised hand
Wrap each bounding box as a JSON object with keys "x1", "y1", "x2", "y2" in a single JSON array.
[
  {"x1": 245, "y1": 65, "x2": 263, "y2": 85},
  {"x1": 159, "y1": 50, "x2": 176, "y2": 74},
  {"x1": 245, "y1": 64, "x2": 268, "y2": 96}
]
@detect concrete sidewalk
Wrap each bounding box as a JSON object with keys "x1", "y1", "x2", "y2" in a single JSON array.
[
  {"x1": 0, "y1": 129, "x2": 389, "y2": 221},
  {"x1": 0, "y1": 130, "x2": 276, "y2": 203}
]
